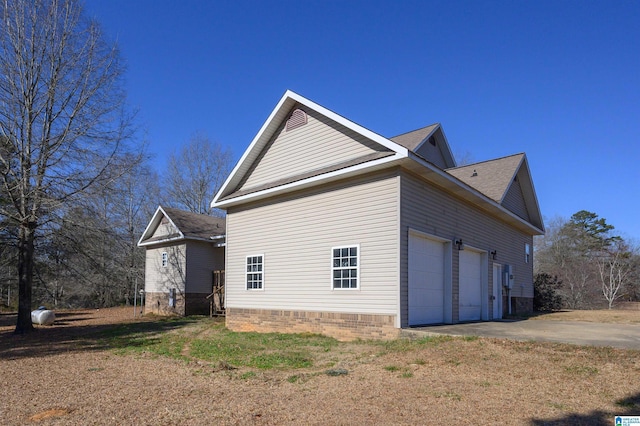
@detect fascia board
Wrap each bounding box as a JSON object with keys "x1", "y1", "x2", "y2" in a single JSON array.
[
  {"x1": 212, "y1": 152, "x2": 406, "y2": 209},
  {"x1": 497, "y1": 155, "x2": 525, "y2": 205},
  {"x1": 518, "y1": 156, "x2": 545, "y2": 233},
  {"x1": 138, "y1": 234, "x2": 225, "y2": 248},
  {"x1": 407, "y1": 152, "x2": 544, "y2": 235},
  {"x1": 211, "y1": 90, "x2": 408, "y2": 207},
  {"x1": 137, "y1": 206, "x2": 185, "y2": 247},
  {"x1": 137, "y1": 235, "x2": 185, "y2": 247},
  {"x1": 137, "y1": 206, "x2": 163, "y2": 247},
  {"x1": 212, "y1": 92, "x2": 295, "y2": 206}
]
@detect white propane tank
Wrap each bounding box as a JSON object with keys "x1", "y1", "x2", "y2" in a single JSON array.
[{"x1": 31, "y1": 308, "x2": 56, "y2": 325}]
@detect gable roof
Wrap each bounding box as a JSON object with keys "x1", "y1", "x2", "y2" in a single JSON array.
[
  {"x1": 211, "y1": 90, "x2": 544, "y2": 235},
  {"x1": 447, "y1": 154, "x2": 524, "y2": 203},
  {"x1": 212, "y1": 90, "x2": 409, "y2": 206},
  {"x1": 137, "y1": 206, "x2": 225, "y2": 247},
  {"x1": 390, "y1": 124, "x2": 456, "y2": 169},
  {"x1": 446, "y1": 154, "x2": 544, "y2": 230}
]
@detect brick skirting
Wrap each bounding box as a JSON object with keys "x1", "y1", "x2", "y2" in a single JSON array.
[
  {"x1": 226, "y1": 307, "x2": 399, "y2": 341},
  {"x1": 145, "y1": 292, "x2": 210, "y2": 316}
]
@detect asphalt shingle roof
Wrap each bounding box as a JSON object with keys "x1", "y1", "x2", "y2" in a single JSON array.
[
  {"x1": 161, "y1": 207, "x2": 225, "y2": 240},
  {"x1": 445, "y1": 153, "x2": 524, "y2": 203},
  {"x1": 389, "y1": 123, "x2": 439, "y2": 151}
]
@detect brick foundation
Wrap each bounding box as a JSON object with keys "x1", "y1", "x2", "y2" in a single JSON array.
[
  {"x1": 145, "y1": 292, "x2": 210, "y2": 316},
  {"x1": 226, "y1": 307, "x2": 399, "y2": 341}
]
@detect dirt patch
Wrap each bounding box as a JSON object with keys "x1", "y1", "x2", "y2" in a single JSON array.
[{"x1": 1, "y1": 308, "x2": 639, "y2": 425}]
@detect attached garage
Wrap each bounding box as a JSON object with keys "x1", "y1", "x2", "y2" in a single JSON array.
[
  {"x1": 408, "y1": 232, "x2": 450, "y2": 326},
  {"x1": 458, "y1": 249, "x2": 485, "y2": 321}
]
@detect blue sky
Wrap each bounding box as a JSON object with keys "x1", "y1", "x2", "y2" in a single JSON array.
[{"x1": 84, "y1": 0, "x2": 640, "y2": 239}]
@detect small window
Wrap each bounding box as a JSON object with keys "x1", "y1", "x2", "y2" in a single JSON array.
[
  {"x1": 246, "y1": 255, "x2": 264, "y2": 290},
  {"x1": 525, "y1": 243, "x2": 530, "y2": 264},
  {"x1": 332, "y1": 246, "x2": 359, "y2": 289},
  {"x1": 161, "y1": 252, "x2": 168, "y2": 268}
]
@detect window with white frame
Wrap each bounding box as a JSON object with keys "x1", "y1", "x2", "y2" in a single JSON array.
[
  {"x1": 246, "y1": 255, "x2": 264, "y2": 290},
  {"x1": 332, "y1": 246, "x2": 359, "y2": 289},
  {"x1": 161, "y1": 251, "x2": 168, "y2": 268},
  {"x1": 525, "y1": 243, "x2": 530, "y2": 264}
]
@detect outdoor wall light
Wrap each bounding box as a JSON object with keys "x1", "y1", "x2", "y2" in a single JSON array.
[
  {"x1": 454, "y1": 238, "x2": 464, "y2": 250},
  {"x1": 490, "y1": 250, "x2": 497, "y2": 260}
]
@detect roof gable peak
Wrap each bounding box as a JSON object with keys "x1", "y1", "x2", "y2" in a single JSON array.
[{"x1": 212, "y1": 90, "x2": 410, "y2": 207}]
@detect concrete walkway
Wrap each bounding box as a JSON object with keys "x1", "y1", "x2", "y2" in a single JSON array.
[{"x1": 403, "y1": 320, "x2": 640, "y2": 350}]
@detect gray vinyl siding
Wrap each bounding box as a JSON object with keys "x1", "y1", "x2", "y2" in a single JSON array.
[
  {"x1": 144, "y1": 243, "x2": 187, "y2": 293},
  {"x1": 185, "y1": 242, "x2": 224, "y2": 294},
  {"x1": 415, "y1": 140, "x2": 448, "y2": 169},
  {"x1": 502, "y1": 179, "x2": 530, "y2": 222},
  {"x1": 226, "y1": 170, "x2": 400, "y2": 315},
  {"x1": 239, "y1": 107, "x2": 392, "y2": 192},
  {"x1": 151, "y1": 222, "x2": 178, "y2": 239},
  {"x1": 399, "y1": 170, "x2": 533, "y2": 327}
]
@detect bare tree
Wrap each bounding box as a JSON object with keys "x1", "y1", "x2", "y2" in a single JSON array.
[
  {"x1": 165, "y1": 132, "x2": 232, "y2": 215},
  {"x1": 598, "y1": 240, "x2": 634, "y2": 309},
  {"x1": 0, "y1": 0, "x2": 135, "y2": 333}
]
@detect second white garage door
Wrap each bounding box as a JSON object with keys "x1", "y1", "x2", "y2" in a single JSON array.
[
  {"x1": 459, "y1": 249, "x2": 482, "y2": 321},
  {"x1": 408, "y1": 233, "x2": 445, "y2": 326}
]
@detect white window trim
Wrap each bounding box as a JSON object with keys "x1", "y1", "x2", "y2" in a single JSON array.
[
  {"x1": 331, "y1": 244, "x2": 360, "y2": 290},
  {"x1": 161, "y1": 251, "x2": 168, "y2": 268},
  {"x1": 246, "y1": 254, "x2": 265, "y2": 291}
]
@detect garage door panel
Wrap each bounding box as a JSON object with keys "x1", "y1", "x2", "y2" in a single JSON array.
[{"x1": 409, "y1": 233, "x2": 445, "y2": 326}]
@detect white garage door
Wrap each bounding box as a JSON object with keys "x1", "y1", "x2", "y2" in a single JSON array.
[
  {"x1": 459, "y1": 250, "x2": 482, "y2": 321},
  {"x1": 408, "y1": 233, "x2": 445, "y2": 326}
]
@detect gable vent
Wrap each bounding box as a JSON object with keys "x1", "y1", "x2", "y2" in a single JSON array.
[{"x1": 286, "y1": 108, "x2": 308, "y2": 131}]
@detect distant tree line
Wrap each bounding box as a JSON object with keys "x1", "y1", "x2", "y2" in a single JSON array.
[
  {"x1": 0, "y1": 136, "x2": 230, "y2": 313},
  {"x1": 534, "y1": 210, "x2": 640, "y2": 310},
  {"x1": 0, "y1": 0, "x2": 232, "y2": 332}
]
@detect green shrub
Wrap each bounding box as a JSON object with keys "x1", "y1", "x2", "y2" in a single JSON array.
[{"x1": 534, "y1": 273, "x2": 564, "y2": 311}]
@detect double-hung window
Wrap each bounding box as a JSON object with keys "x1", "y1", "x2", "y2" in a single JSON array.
[
  {"x1": 332, "y1": 246, "x2": 359, "y2": 289},
  {"x1": 246, "y1": 255, "x2": 264, "y2": 290},
  {"x1": 161, "y1": 252, "x2": 168, "y2": 268}
]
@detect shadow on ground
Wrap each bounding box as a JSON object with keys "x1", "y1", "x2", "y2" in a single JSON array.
[
  {"x1": 529, "y1": 392, "x2": 640, "y2": 425},
  {"x1": 0, "y1": 315, "x2": 200, "y2": 360}
]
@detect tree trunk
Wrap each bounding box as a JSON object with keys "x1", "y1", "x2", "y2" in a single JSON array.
[{"x1": 15, "y1": 222, "x2": 36, "y2": 334}]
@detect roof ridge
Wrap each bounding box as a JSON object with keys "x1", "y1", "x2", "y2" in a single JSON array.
[
  {"x1": 389, "y1": 123, "x2": 440, "y2": 139},
  {"x1": 446, "y1": 152, "x2": 524, "y2": 170}
]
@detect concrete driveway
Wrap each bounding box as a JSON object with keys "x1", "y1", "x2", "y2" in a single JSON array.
[{"x1": 403, "y1": 320, "x2": 640, "y2": 350}]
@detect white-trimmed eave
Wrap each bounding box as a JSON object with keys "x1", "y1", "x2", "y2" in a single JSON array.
[
  {"x1": 137, "y1": 235, "x2": 186, "y2": 248},
  {"x1": 138, "y1": 206, "x2": 184, "y2": 247},
  {"x1": 212, "y1": 151, "x2": 407, "y2": 209},
  {"x1": 211, "y1": 90, "x2": 408, "y2": 207},
  {"x1": 404, "y1": 153, "x2": 544, "y2": 235},
  {"x1": 138, "y1": 234, "x2": 226, "y2": 248},
  {"x1": 136, "y1": 206, "x2": 186, "y2": 247}
]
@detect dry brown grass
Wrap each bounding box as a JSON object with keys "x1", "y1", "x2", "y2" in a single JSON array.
[
  {"x1": 528, "y1": 309, "x2": 640, "y2": 324},
  {"x1": 0, "y1": 308, "x2": 639, "y2": 425}
]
